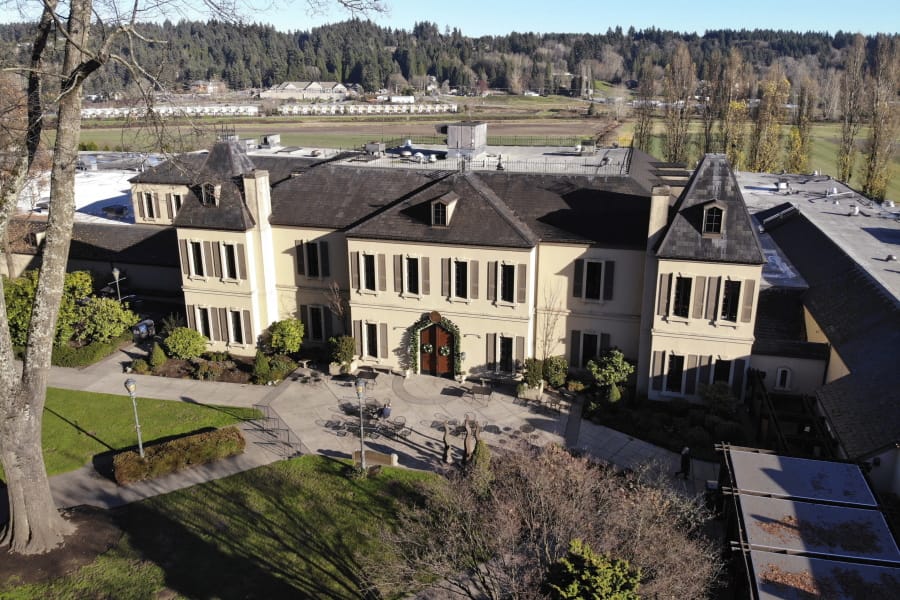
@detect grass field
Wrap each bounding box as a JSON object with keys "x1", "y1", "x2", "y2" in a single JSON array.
[
  {"x1": 1, "y1": 456, "x2": 435, "y2": 599},
  {"x1": 74, "y1": 109, "x2": 899, "y2": 200},
  {"x1": 1, "y1": 388, "x2": 259, "y2": 480}
]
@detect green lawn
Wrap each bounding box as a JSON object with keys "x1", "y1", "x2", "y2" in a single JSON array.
[
  {"x1": 1, "y1": 456, "x2": 435, "y2": 599},
  {"x1": 1, "y1": 388, "x2": 259, "y2": 480}
]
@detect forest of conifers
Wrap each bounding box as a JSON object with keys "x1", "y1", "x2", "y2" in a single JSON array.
[{"x1": 0, "y1": 18, "x2": 894, "y2": 98}]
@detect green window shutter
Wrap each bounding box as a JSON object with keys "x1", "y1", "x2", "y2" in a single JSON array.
[
  {"x1": 441, "y1": 258, "x2": 450, "y2": 297},
  {"x1": 486, "y1": 333, "x2": 496, "y2": 369},
  {"x1": 320, "y1": 241, "x2": 330, "y2": 277},
  {"x1": 487, "y1": 261, "x2": 497, "y2": 301},
  {"x1": 517, "y1": 264, "x2": 527, "y2": 304},
  {"x1": 692, "y1": 276, "x2": 706, "y2": 319},
  {"x1": 379, "y1": 323, "x2": 388, "y2": 359},
  {"x1": 179, "y1": 239, "x2": 189, "y2": 275},
  {"x1": 572, "y1": 259, "x2": 583, "y2": 297},
  {"x1": 740, "y1": 279, "x2": 756, "y2": 323},
  {"x1": 350, "y1": 252, "x2": 359, "y2": 289},
  {"x1": 296, "y1": 241, "x2": 305, "y2": 275},
  {"x1": 570, "y1": 330, "x2": 581, "y2": 367},
  {"x1": 603, "y1": 261, "x2": 615, "y2": 300},
  {"x1": 377, "y1": 253, "x2": 387, "y2": 291},
  {"x1": 393, "y1": 255, "x2": 403, "y2": 292},
  {"x1": 421, "y1": 257, "x2": 430, "y2": 295},
  {"x1": 651, "y1": 350, "x2": 665, "y2": 391},
  {"x1": 705, "y1": 277, "x2": 720, "y2": 320},
  {"x1": 657, "y1": 273, "x2": 671, "y2": 316}
]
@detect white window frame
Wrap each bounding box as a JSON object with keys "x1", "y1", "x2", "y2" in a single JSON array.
[
  {"x1": 775, "y1": 367, "x2": 792, "y2": 391},
  {"x1": 720, "y1": 279, "x2": 742, "y2": 323},
  {"x1": 227, "y1": 309, "x2": 246, "y2": 345},
  {"x1": 306, "y1": 305, "x2": 327, "y2": 342},
  {"x1": 170, "y1": 193, "x2": 183, "y2": 218},
  {"x1": 498, "y1": 261, "x2": 516, "y2": 305},
  {"x1": 221, "y1": 243, "x2": 239, "y2": 280},
  {"x1": 142, "y1": 191, "x2": 157, "y2": 220},
  {"x1": 404, "y1": 255, "x2": 421, "y2": 297},
  {"x1": 581, "y1": 259, "x2": 606, "y2": 302},
  {"x1": 188, "y1": 240, "x2": 206, "y2": 278},
  {"x1": 362, "y1": 321, "x2": 380, "y2": 359},
  {"x1": 360, "y1": 252, "x2": 377, "y2": 293},
  {"x1": 201, "y1": 182, "x2": 219, "y2": 206},
  {"x1": 432, "y1": 201, "x2": 447, "y2": 226},
  {"x1": 664, "y1": 353, "x2": 685, "y2": 395},
  {"x1": 196, "y1": 306, "x2": 212, "y2": 339},
  {"x1": 670, "y1": 275, "x2": 692, "y2": 319},
  {"x1": 305, "y1": 241, "x2": 324, "y2": 279},
  {"x1": 451, "y1": 258, "x2": 469, "y2": 301},
  {"x1": 702, "y1": 203, "x2": 725, "y2": 236}
]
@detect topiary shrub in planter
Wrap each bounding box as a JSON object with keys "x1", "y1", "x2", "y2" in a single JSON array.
[
  {"x1": 164, "y1": 327, "x2": 208, "y2": 360},
  {"x1": 150, "y1": 342, "x2": 168, "y2": 371},
  {"x1": 523, "y1": 358, "x2": 544, "y2": 389},
  {"x1": 130, "y1": 358, "x2": 150, "y2": 374},
  {"x1": 252, "y1": 350, "x2": 272, "y2": 384},
  {"x1": 329, "y1": 335, "x2": 356, "y2": 374},
  {"x1": 542, "y1": 355, "x2": 568, "y2": 388},
  {"x1": 268, "y1": 318, "x2": 304, "y2": 355},
  {"x1": 112, "y1": 426, "x2": 245, "y2": 485}
]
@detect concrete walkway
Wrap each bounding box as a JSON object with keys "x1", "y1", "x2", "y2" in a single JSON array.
[{"x1": 24, "y1": 345, "x2": 717, "y2": 513}]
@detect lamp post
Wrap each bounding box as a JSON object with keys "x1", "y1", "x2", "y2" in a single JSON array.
[
  {"x1": 355, "y1": 377, "x2": 367, "y2": 471},
  {"x1": 124, "y1": 378, "x2": 144, "y2": 458},
  {"x1": 111, "y1": 267, "x2": 122, "y2": 302}
]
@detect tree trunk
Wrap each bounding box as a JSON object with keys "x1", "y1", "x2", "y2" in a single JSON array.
[
  {"x1": 0, "y1": 0, "x2": 92, "y2": 554},
  {"x1": 0, "y1": 387, "x2": 74, "y2": 553}
]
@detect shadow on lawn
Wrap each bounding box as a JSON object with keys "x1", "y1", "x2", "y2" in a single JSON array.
[{"x1": 117, "y1": 458, "x2": 404, "y2": 599}]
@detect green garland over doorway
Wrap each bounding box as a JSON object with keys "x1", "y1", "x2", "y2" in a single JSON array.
[{"x1": 407, "y1": 313, "x2": 462, "y2": 375}]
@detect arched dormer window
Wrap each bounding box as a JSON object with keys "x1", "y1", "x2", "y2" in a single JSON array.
[
  {"x1": 702, "y1": 202, "x2": 725, "y2": 236},
  {"x1": 200, "y1": 182, "x2": 219, "y2": 206},
  {"x1": 432, "y1": 201, "x2": 447, "y2": 226}
]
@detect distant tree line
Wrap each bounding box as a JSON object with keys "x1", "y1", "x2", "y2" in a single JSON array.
[{"x1": 0, "y1": 19, "x2": 895, "y2": 99}]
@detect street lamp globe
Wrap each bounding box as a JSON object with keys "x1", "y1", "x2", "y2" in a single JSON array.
[
  {"x1": 124, "y1": 378, "x2": 136, "y2": 395},
  {"x1": 355, "y1": 378, "x2": 365, "y2": 399}
]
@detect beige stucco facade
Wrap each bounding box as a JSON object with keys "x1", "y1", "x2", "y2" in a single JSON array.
[{"x1": 647, "y1": 258, "x2": 762, "y2": 401}]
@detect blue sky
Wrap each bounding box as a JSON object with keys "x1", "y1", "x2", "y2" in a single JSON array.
[
  {"x1": 1, "y1": 0, "x2": 897, "y2": 35},
  {"x1": 269, "y1": 0, "x2": 899, "y2": 36}
]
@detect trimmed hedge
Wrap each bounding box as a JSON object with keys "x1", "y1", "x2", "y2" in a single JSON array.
[
  {"x1": 51, "y1": 331, "x2": 131, "y2": 368},
  {"x1": 113, "y1": 426, "x2": 246, "y2": 485}
]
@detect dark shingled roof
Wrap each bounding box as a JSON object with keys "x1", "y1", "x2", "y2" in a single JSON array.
[
  {"x1": 172, "y1": 142, "x2": 257, "y2": 231},
  {"x1": 131, "y1": 143, "x2": 323, "y2": 232},
  {"x1": 6, "y1": 217, "x2": 178, "y2": 267},
  {"x1": 657, "y1": 154, "x2": 765, "y2": 264},
  {"x1": 766, "y1": 212, "x2": 900, "y2": 458},
  {"x1": 269, "y1": 166, "x2": 436, "y2": 230},
  {"x1": 347, "y1": 172, "x2": 538, "y2": 248},
  {"x1": 752, "y1": 288, "x2": 829, "y2": 360},
  {"x1": 474, "y1": 172, "x2": 652, "y2": 248}
]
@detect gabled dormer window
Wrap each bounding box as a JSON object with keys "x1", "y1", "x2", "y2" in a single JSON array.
[
  {"x1": 432, "y1": 202, "x2": 447, "y2": 226},
  {"x1": 431, "y1": 191, "x2": 458, "y2": 226},
  {"x1": 702, "y1": 201, "x2": 725, "y2": 236},
  {"x1": 200, "y1": 182, "x2": 220, "y2": 206}
]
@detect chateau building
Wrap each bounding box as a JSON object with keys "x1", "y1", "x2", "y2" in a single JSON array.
[{"x1": 127, "y1": 130, "x2": 762, "y2": 406}]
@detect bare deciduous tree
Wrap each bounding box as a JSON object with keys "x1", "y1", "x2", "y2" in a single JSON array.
[
  {"x1": 785, "y1": 78, "x2": 816, "y2": 173},
  {"x1": 862, "y1": 35, "x2": 900, "y2": 200},
  {"x1": 750, "y1": 65, "x2": 790, "y2": 173},
  {"x1": 632, "y1": 55, "x2": 656, "y2": 153},
  {"x1": 323, "y1": 279, "x2": 348, "y2": 334},
  {"x1": 536, "y1": 285, "x2": 563, "y2": 361},
  {"x1": 367, "y1": 444, "x2": 722, "y2": 600},
  {"x1": 0, "y1": 0, "x2": 384, "y2": 557},
  {"x1": 718, "y1": 48, "x2": 750, "y2": 167},
  {"x1": 662, "y1": 42, "x2": 696, "y2": 164},
  {"x1": 837, "y1": 34, "x2": 866, "y2": 183}
]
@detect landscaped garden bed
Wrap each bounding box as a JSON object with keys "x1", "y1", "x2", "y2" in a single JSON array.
[
  {"x1": 0, "y1": 388, "x2": 260, "y2": 480},
  {"x1": 585, "y1": 393, "x2": 754, "y2": 462}
]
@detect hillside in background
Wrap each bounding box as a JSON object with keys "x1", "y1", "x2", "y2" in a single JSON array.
[{"x1": 0, "y1": 19, "x2": 891, "y2": 99}]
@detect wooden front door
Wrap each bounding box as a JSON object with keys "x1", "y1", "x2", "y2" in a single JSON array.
[{"x1": 420, "y1": 324, "x2": 453, "y2": 377}]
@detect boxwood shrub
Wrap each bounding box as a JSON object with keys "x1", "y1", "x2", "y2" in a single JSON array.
[
  {"x1": 113, "y1": 426, "x2": 246, "y2": 485},
  {"x1": 51, "y1": 331, "x2": 131, "y2": 368}
]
